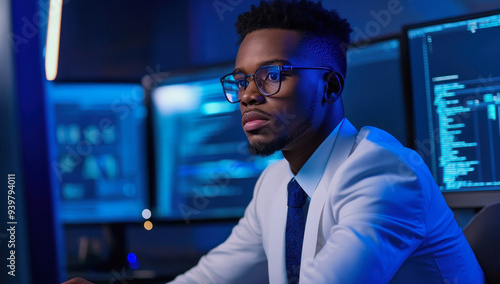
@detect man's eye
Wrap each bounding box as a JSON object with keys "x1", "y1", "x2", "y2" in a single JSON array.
[
  {"x1": 265, "y1": 72, "x2": 280, "y2": 82},
  {"x1": 235, "y1": 79, "x2": 246, "y2": 88}
]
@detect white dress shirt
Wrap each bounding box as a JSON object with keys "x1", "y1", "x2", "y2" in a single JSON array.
[{"x1": 169, "y1": 119, "x2": 484, "y2": 284}]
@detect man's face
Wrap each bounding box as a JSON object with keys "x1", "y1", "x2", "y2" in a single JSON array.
[{"x1": 235, "y1": 29, "x2": 327, "y2": 156}]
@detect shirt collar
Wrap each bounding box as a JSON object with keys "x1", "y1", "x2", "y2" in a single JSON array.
[{"x1": 288, "y1": 118, "x2": 345, "y2": 198}]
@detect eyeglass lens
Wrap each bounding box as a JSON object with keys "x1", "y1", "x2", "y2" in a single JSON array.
[{"x1": 222, "y1": 66, "x2": 281, "y2": 103}]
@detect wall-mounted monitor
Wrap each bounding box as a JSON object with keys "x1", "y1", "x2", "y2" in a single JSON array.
[
  {"x1": 46, "y1": 83, "x2": 149, "y2": 223},
  {"x1": 145, "y1": 64, "x2": 282, "y2": 221},
  {"x1": 402, "y1": 10, "x2": 500, "y2": 208}
]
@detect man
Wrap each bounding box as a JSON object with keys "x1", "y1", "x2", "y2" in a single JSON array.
[
  {"x1": 169, "y1": 1, "x2": 483, "y2": 283},
  {"x1": 65, "y1": 1, "x2": 483, "y2": 283}
]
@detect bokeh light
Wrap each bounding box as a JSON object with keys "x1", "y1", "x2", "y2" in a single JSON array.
[
  {"x1": 144, "y1": 220, "x2": 153, "y2": 230},
  {"x1": 127, "y1": 252, "x2": 137, "y2": 263},
  {"x1": 142, "y1": 208, "x2": 152, "y2": 219}
]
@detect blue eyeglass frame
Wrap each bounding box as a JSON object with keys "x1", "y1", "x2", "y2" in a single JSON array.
[{"x1": 220, "y1": 65, "x2": 333, "y2": 103}]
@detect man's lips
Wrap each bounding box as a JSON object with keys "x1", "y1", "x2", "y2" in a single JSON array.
[{"x1": 242, "y1": 110, "x2": 271, "y2": 132}]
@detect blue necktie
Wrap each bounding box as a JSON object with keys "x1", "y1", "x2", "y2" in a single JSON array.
[{"x1": 286, "y1": 178, "x2": 307, "y2": 284}]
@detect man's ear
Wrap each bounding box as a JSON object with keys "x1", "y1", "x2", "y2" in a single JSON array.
[{"x1": 324, "y1": 72, "x2": 345, "y2": 103}]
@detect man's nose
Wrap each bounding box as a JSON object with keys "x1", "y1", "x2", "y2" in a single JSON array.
[{"x1": 240, "y1": 78, "x2": 265, "y2": 107}]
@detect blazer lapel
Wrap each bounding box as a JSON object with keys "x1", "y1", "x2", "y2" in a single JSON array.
[
  {"x1": 267, "y1": 177, "x2": 289, "y2": 283},
  {"x1": 301, "y1": 120, "x2": 358, "y2": 270}
]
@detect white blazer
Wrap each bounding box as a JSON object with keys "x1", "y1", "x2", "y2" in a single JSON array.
[{"x1": 170, "y1": 119, "x2": 483, "y2": 284}]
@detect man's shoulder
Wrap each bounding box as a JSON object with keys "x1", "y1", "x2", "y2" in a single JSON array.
[
  {"x1": 351, "y1": 126, "x2": 414, "y2": 161},
  {"x1": 345, "y1": 125, "x2": 427, "y2": 175},
  {"x1": 355, "y1": 126, "x2": 405, "y2": 151},
  {"x1": 328, "y1": 125, "x2": 433, "y2": 215}
]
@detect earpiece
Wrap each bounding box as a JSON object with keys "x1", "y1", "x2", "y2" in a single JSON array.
[{"x1": 323, "y1": 72, "x2": 344, "y2": 104}]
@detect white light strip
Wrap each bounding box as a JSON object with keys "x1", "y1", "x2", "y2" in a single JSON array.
[{"x1": 45, "y1": 0, "x2": 63, "y2": 81}]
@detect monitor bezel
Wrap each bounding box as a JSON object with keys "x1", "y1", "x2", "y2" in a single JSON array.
[{"x1": 401, "y1": 9, "x2": 500, "y2": 209}]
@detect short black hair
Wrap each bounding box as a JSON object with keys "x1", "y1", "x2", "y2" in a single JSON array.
[{"x1": 235, "y1": 0, "x2": 352, "y2": 75}]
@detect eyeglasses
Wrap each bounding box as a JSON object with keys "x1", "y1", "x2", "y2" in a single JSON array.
[{"x1": 220, "y1": 65, "x2": 333, "y2": 103}]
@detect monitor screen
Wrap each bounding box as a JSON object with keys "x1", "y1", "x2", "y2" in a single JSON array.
[
  {"x1": 46, "y1": 83, "x2": 149, "y2": 223},
  {"x1": 147, "y1": 64, "x2": 282, "y2": 221},
  {"x1": 403, "y1": 10, "x2": 500, "y2": 207},
  {"x1": 343, "y1": 37, "x2": 408, "y2": 146}
]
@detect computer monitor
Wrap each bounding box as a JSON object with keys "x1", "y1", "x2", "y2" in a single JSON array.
[
  {"x1": 146, "y1": 64, "x2": 282, "y2": 221},
  {"x1": 343, "y1": 36, "x2": 409, "y2": 147},
  {"x1": 46, "y1": 83, "x2": 149, "y2": 223},
  {"x1": 402, "y1": 10, "x2": 500, "y2": 208}
]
